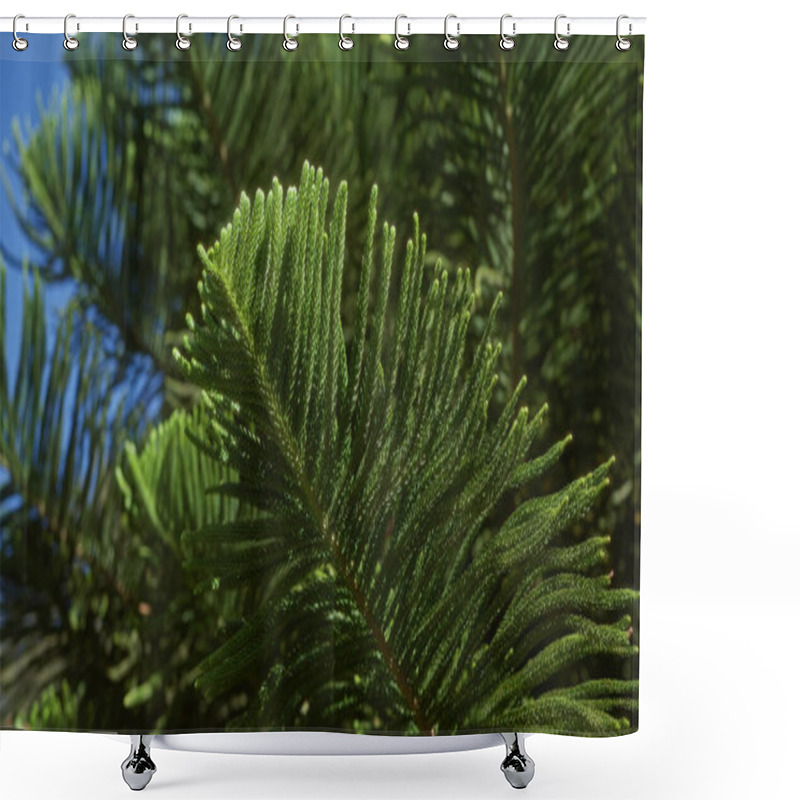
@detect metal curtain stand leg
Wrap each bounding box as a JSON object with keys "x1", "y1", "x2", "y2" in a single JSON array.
[
  {"x1": 121, "y1": 734, "x2": 157, "y2": 791},
  {"x1": 500, "y1": 733, "x2": 535, "y2": 789},
  {"x1": 117, "y1": 731, "x2": 531, "y2": 790}
]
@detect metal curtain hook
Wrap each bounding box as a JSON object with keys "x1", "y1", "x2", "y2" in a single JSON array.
[
  {"x1": 12, "y1": 14, "x2": 29, "y2": 51},
  {"x1": 122, "y1": 14, "x2": 137, "y2": 51},
  {"x1": 499, "y1": 14, "x2": 515, "y2": 50},
  {"x1": 227, "y1": 15, "x2": 242, "y2": 51},
  {"x1": 394, "y1": 14, "x2": 410, "y2": 50},
  {"x1": 444, "y1": 14, "x2": 460, "y2": 51},
  {"x1": 339, "y1": 14, "x2": 354, "y2": 50},
  {"x1": 176, "y1": 13, "x2": 191, "y2": 50},
  {"x1": 554, "y1": 14, "x2": 570, "y2": 51},
  {"x1": 616, "y1": 14, "x2": 632, "y2": 51},
  {"x1": 64, "y1": 13, "x2": 79, "y2": 50},
  {"x1": 283, "y1": 15, "x2": 299, "y2": 51}
]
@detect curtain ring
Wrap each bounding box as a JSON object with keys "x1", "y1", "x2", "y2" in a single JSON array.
[
  {"x1": 176, "y1": 14, "x2": 191, "y2": 50},
  {"x1": 227, "y1": 15, "x2": 242, "y2": 51},
  {"x1": 616, "y1": 15, "x2": 632, "y2": 51},
  {"x1": 394, "y1": 14, "x2": 410, "y2": 51},
  {"x1": 122, "y1": 15, "x2": 138, "y2": 51},
  {"x1": 12, "y1": 14, "x2": 29, "y2": 51},
  {"x1": 339, "y1": 14, "x2": 354, "y2": 50},
  {"x1": 443, "y1": 14, "x2": 460, "y2": 51},
  {"x1": 499, "y1": 14, "x2": 515, "y2": 50},
  {"x1": 553, "y1": 14, "x2": 570, "y2": 51},
  {"x1": 63, "y1": 13, "x2": 79, "y2": 51},
  {"x1": 283, "y1": 15, "x2": 299, "y2": 51}
]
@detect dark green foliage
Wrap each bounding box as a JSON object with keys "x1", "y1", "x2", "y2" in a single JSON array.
[
  {"x1": 112, "y1": 407, "x2": 254, "y2": 729},
  {"x1": 1, "y1": 36, "x2": 641, "y2": 734},
  {"x1": 390, "y1": 38, "x2": 643, "y2": 589},
  {"x1": 171, "y1": 163, "x2": 637, "y2": 734},
  {"x1": 1, "y1": 34, "x2": 400, "y2": 408},
  {"x1": 0, "y1": 262, "x2": 142, "y2": 725},
  {"x1": 1, "y1": 264, "x2": 249, "y2": 731}
]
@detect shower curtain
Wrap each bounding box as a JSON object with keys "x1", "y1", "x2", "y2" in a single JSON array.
[{"x1": 0, "y1": 29, "x2": 643, "y2": 738}]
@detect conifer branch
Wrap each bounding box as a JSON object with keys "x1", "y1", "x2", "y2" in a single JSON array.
[{"x1": 170, "y1": 163, "x2": 638, "y2": 733}]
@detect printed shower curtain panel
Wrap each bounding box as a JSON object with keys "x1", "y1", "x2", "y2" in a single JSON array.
[{"x1": 0, "y1": 31, "x2": 642, "y2": 739}]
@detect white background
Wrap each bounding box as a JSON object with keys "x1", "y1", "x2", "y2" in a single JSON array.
[{"x1": 2, "y1": 0, "x2": 799, "y2": 798}]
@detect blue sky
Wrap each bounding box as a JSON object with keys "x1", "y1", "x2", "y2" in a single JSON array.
[
  {"x1": 1, "y1": 35, "x2": 74, "y2": 385},
  {"x1": 1, "y1": 34, "x2": 78, "y2": 615},
  {"x1": 2, "y1": 35, "x2": 166, "y2": 456}
]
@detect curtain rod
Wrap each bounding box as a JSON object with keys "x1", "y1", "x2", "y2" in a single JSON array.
[{"x1": 1, "y1": 16, "x2": 646, "y2": 37}]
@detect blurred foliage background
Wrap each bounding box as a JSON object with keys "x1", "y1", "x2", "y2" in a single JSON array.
[{"x1": 1, "y1": 33, "x2": 642, "y2": 731}]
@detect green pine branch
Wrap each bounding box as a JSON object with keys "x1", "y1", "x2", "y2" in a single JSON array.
[{"x1": 170, "y1": 162, "x2": 637, "y2": 734}]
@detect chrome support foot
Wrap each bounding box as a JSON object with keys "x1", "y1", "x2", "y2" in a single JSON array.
[
  {"x1": 121, "y1": 735, "x2": 157, "y2": 791},
  {"x1": 500, "y1": 733, "x2": 535, "y2": 789}
]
